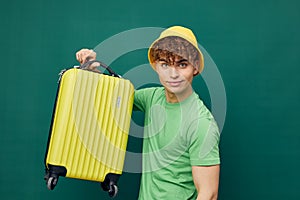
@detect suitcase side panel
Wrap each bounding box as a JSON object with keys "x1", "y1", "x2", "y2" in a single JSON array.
[
  {"x1": 46, "y1": 69, "x2": 134, "y2": 182},
  {"x1": 46, "y1": 69, "x2": 77, "y2": 169}
]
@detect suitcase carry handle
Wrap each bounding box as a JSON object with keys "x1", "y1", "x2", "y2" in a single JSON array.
[{"x1": 80, "y1": 60, "x2": 121, "y2": 78}]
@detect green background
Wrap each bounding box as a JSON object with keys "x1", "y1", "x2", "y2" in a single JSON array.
[{"x1": 1, "y1": 0, "x2": 299, "y2": 199}]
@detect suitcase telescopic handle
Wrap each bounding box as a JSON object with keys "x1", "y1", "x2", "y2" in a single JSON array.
[{"x1": 80, "y1": 60, "x2": 121, "y2": 78}]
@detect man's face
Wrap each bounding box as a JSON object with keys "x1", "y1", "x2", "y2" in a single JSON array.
[{"x1": 154, "y1": 54, "x2": 198, "y2": 98}]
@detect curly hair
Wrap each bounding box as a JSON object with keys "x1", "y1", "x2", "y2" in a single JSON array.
[{"x1": 149, "y1": 36, "x2": 200, "y2": 68}]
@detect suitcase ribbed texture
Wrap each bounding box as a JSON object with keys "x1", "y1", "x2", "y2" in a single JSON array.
[{"x1": 46, "y1": 69, "x2": 134, "y2": 182}]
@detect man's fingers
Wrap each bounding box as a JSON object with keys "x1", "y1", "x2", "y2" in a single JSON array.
[{"x1": 76, "y1": 49, "x2": 97, "y2": 64}]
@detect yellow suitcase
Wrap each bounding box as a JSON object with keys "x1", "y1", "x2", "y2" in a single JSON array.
[{"x1": 44, "y1": 61, "x2": 134, "y2": 197}]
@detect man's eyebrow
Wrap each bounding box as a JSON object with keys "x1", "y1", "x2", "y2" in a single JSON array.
[
  {"x1": 158, "y1": 58, "x2": 168, "y2": 62},
  {"x1": 176, "y1": 59, "x2": 189, "y2": 63}
]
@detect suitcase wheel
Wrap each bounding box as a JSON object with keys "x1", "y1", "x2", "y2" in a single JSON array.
[
  {"x1": 44, "y1": 165, "x2": 66, "y2": 190},
  {"x1": 46, "y1": 176, "x2": 58, "y2": 190},
  {"x1": 108, "y1": 184, "x2": 118, "y2": 198},
  {"x1": 101, "y1": 173, "x2": 120, "y2": 198}
]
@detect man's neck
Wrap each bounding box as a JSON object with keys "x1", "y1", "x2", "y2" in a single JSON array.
[{"x1": 165, "y1": 88, "x2": 193, "y2": 103}]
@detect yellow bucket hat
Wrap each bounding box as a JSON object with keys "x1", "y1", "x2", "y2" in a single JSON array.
[{"x1": 148, "y1": 26, "x2": 204, "y2": 74}]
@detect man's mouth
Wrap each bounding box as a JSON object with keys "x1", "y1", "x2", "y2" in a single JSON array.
[{"x1": 167, "y1": 81, "x2": 184, "y2": 87}]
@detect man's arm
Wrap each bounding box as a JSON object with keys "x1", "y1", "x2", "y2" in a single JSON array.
[{"x1": 192, "y1": 165, "x2": 220, "y2": 200}]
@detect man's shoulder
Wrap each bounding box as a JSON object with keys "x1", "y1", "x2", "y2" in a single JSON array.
[{"x1": 187, "y1": 93, "x2": 215, "y2": 121}]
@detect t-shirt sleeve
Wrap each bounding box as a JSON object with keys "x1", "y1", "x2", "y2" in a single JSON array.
[
  {"x1": 133, "y1": 88, "x2": 148, "y2": 112},
  {"x1": 188, "y1": 118, "x2": 220, "y2": 166}
]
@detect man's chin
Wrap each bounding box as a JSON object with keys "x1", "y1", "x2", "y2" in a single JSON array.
[{"x1": 165, "y1": 86, "x2": 184, "y2": 95}]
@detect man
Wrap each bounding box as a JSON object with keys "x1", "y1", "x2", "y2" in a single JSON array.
[{"x1": 76, "y1": 26, "x2": 220, "y2": 200}]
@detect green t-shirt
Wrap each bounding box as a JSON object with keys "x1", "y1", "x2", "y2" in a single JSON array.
[{"x1": 134, "y1": 87, "x2": 220, "y2": 200}]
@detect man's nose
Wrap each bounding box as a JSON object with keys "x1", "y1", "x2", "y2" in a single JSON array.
[{"x1": 169, "y1": 67, "x2": 179, "y2": 78}]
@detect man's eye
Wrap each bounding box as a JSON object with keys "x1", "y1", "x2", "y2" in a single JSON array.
[
  {"x1": 178, "y1": 63, "x2": 188, "y2": 68},
  {"x1": 161, "y1": 63, "x2": 169, "y2": 68}
]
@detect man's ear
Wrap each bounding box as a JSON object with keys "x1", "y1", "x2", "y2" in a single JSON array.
[{"x1": 193, "y1": 61, "x2": 200, "y2": 76}]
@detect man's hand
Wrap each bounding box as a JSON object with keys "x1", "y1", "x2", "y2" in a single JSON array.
[{"x1": 75, "y1": 49, "x2": 97, "y2": 65}]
